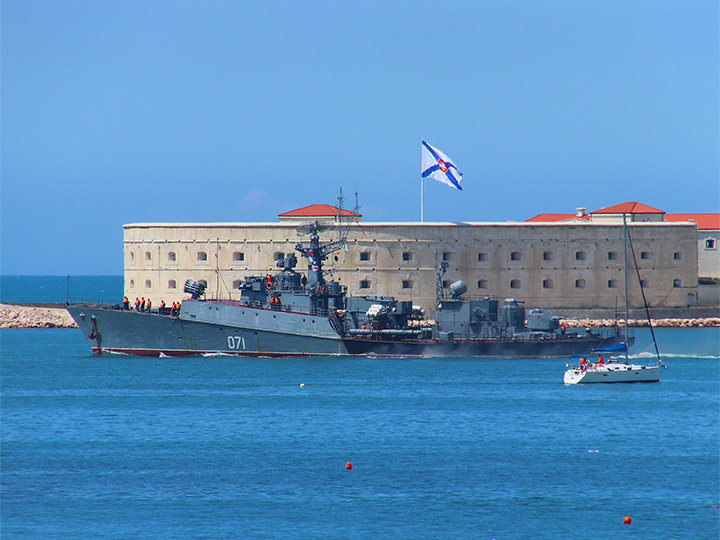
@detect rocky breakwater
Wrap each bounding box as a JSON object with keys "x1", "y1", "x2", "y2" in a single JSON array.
[
  {"x1": 0, "y1": 304, "x2": 78, "y2": 329},
  {"x1": 561, "y1": 317, "x2": 720, "y2": 329}
]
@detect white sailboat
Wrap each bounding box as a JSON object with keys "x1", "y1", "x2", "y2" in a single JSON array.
[
  {"x1": 564, "y1": 214, "x2": 665, "y2": 384},
  {"x1": 563, "y1": 350, "x2": 663, "y2": 384}
]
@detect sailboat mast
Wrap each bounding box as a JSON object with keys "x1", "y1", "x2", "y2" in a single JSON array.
[{"x1": 623, "y1": 213, "x2": 629, "y2": 361}]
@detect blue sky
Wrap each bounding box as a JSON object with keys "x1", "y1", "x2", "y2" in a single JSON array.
[{"x1": 2, "y1": 0, "x2": 718, "y2": 275}]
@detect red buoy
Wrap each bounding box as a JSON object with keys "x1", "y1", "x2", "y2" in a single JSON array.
[
  {"x1": 623, "y1": 516, "x2": 632, "y2": 525},
  {"x1": 346, "y1": 462, "x2": 352, "y2": 470}
]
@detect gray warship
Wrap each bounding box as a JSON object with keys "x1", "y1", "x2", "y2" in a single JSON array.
[{"x1": 67, "y1": 221, "x2": 629, "y2": 358}]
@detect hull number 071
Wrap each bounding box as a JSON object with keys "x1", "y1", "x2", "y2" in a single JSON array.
[{"x1": 227, "y1": 336, "x2": 246, "y2": 350}]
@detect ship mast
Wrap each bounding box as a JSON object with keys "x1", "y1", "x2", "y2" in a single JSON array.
[
  {"x1": 295, "y1": 223, "x2": 327, "y2": 288},
  {"x1": 295, "y1": 189, "x2": 361, "y2": 290},
  {"x1": 623, "y1": 213, "x2": 629, "y2": 362}
]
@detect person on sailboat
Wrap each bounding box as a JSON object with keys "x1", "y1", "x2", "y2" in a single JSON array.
[
  {"x1": 579, "y1": 357, "x2": 587, "y2": 371},
  {"x1": 596, "y1": 356, "x2": 604, "y2": 367}
]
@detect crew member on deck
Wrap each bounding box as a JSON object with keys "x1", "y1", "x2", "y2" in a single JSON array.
[
  {"x1": 123, "y1": 296, "x2": 129, "y2": 310},
  {"x1": 596, "y1": 356, "x2": 604, "y2": 367},
  {"x1": 579, "y1": 357, "x2": 587, "y2": 371}
]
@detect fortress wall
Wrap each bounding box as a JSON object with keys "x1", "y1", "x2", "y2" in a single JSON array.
[{"x1": 123, "y1": 221, "x2": 698, "y2": 313}]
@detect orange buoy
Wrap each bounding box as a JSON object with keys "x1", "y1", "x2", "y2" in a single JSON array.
[
  {"x1": 623, "y1": 516, "x2": 632, "y2": 524},
  {"x1": 345, "y1": 462, "x2": 352, "y2": 470}
]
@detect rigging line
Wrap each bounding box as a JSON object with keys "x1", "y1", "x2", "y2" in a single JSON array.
[
  {"x1": 214, "y1": 238, "x2": 234, "y2": 300},
  {"x1": 626, "y1": 225, "x2": 662, "y2": 364},
  {"x1": 218, "y1": 271, "x2": 233, "y2": 300}
]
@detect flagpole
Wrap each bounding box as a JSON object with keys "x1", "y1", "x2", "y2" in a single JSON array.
[{"x1": 420, "y1": 177, "x2": 424, "y2": 222}]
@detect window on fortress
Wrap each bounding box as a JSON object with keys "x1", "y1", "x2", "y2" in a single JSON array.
[
  {"x1": 575, "y1": 279, "x2": 586, "y2": 289},
  {"x1": 705, "y1": 238, "x2": 716, "y2": 249},
  {"x1": 359, "y1": 280, "x2": 370, "y2": 289},
  {"x1": 673, "y1": 279, "x2": 682, "y2": 288},
  {"x1": 575, "y1": 251, "x2": 586, "y2": 261},
  {"x1": 510, "y1": 279, "x2": 521, "y2": 289},
  {"x1": 145, "y1": 280, "x2": 152, "y2": 289},
  {"x1": 402, "y1": 280, "x2": 413, "y2": 289},
  {"x1": 274, "y1": 252, "x2": 284, "y2": 261},
  {"x1": 478, "y1": 252, "x2": 488, "y2": 261},
  {"x1": 641, "y1": 252, "x2": 652, "y2": 260},
  {"x1": 542, "y1": 279, "x2": 553, "y2": 289},
  {"x1": 130, "y1": 252, "x2": 135, "y2": 261},
  {"x1": 640, "y1": 279, "x2": 649, "y2": 288},
  {"x1": 197, "y1": 251, "x2": 208, "y2": 261},
  {"x1": 510, "y1": 251, "x2": 521, "y2": 261},
  {"x1": 199, "y1": 280, "x2": 208, "y2": 287},
  {"x1": 543, "y1": 251, "x2": 552, "y2": 261},
  {"x1": 145, "y1": 251, "x2": 152, "y2": 261},
  {"x1": 477, "y1": 279, "x2": 488, "y2": 289},
  {"x1": 168, "y1": 280, "x2": 176, "y2": 289},
  {"x1": 442, "y1": 280, "x2": 450, "y2": 288},
  {"x1": 673, "y1": 252, "x2": 682, "y2": 260},
  {"x1": 402, "y1": 252, "x2": 413, "y2": 261},
  {"x1": 608, "y1": 252, "x2": 618, "y2": 261},
  {"x1": 129, "y1": 279, "x2": 135, "y2": 289},
  {"x1": 607, "y1": 280, "x2": 618, "y2": 288},
  {"x1": 233, "y1": 252, "x2": 245, "y2": 261},
  {"x1": 168, "y1": 251, "x2": 176, "y2": 262},
  {"x1": 442, "y1": 252, "x2": 452, "y2": 262},
  {"x1": 360, "y1": 252, "x2": 370, "y2": 261}
]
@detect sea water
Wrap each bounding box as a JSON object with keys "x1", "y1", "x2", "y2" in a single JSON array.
[
  {"x1": 1, "y1": 278, "x2": 719, "y2": 539},
  {"x1": 0, "y1": 275, "x2": 123, "y2": 305}
]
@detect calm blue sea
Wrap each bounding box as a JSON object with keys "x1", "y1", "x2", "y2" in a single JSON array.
[
  {"x1": 0, "y1": 275, "x2": 123, "y2": 305},
  {"x1": 1, "y1": 324, "x2": 718, "y2": 539}
]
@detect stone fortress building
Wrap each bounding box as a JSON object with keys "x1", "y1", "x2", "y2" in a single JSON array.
[{"x1": 123, "y1": 201, "x2": 718, "y2": 314}]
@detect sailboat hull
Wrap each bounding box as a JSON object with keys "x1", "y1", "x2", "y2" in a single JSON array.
[{"x1": 564, "y1": 363, "x2": 662, "y2": 384}]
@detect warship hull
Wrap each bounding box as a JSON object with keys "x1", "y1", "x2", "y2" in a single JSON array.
[
  {"x1": 66, "y1": 304, "x2": 347, "y2": 357},
  {"x1": 67, "y1": 304, "x2": 626, "y2": 359}
]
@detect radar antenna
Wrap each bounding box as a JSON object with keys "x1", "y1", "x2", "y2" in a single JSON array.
[{"x1": 294, "y1": 188, "x2": 361, "y2": 289}]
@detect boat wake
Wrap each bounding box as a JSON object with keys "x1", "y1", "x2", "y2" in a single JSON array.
[
  {"x1": 100, "y1": 350, "x2": 135, "y2": 357},
  {"x1": 629, "y1": 351, "x2": 719, "y2": 360}
]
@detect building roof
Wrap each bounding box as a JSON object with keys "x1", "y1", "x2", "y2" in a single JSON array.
[
  {"x1": 524, "y1": 213, "x2": 589, "y2": 223},
  {"x1": 524, "y1": 203, "x2": 719, "y2": 231},
  {"x1": 664, "y1": 213, "x2": 720, "y2": 231},
  {"x1": 278, "y1": 204, "x2": 362, "y2": 218},
  {"x1": 589, "y1": 201, "x2": 665, "y2": 215}
]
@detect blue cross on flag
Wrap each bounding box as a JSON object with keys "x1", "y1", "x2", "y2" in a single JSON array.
[{"x1": 421, "y1": 140, "x2": 463, "y2": 191}]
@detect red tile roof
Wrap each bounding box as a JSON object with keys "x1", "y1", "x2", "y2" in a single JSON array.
[
  {"x1": 589, "y1": 202, "x2": 665, "y2": 215},
  {"x1": 524, "y1": 213, "x2": 589, "y2": 223},
  {"x1": 664, "y1": 213, "x2": 720, "y2": 231},
  {"x1": 278, "y1": 204, "x2": 362, "y2": 218}
]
